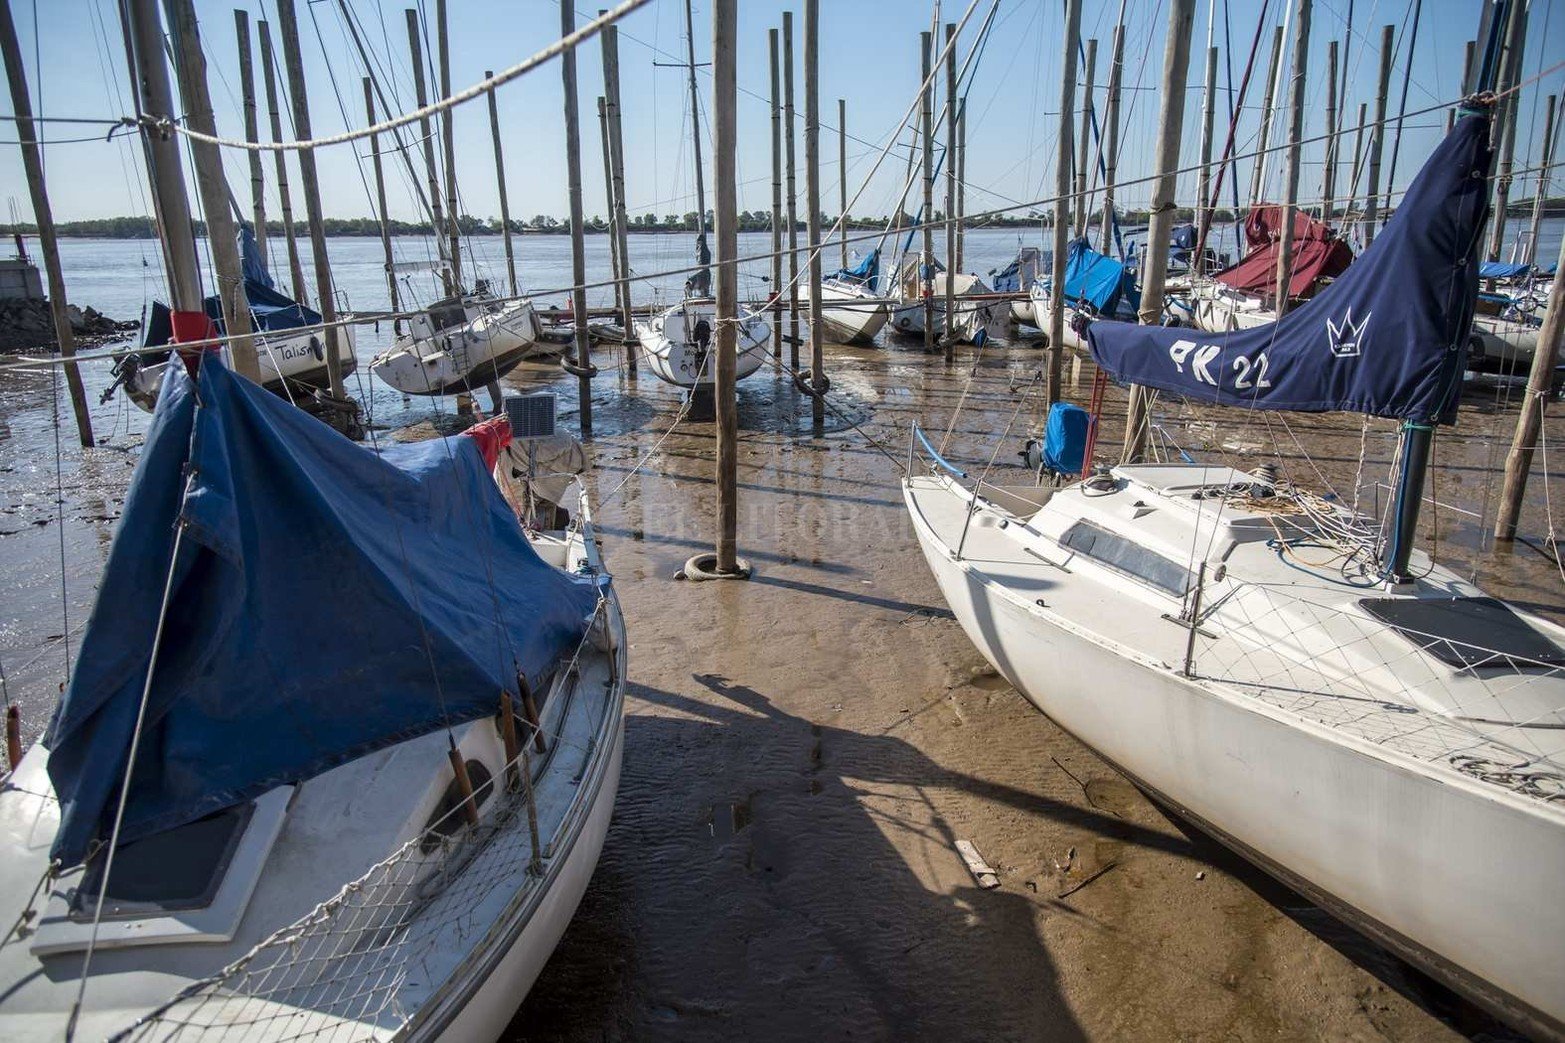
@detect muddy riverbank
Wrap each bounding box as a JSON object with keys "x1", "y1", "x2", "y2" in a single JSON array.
[{"x1": 1, "y1": 328, "x2": 1558, "y2": 1041}]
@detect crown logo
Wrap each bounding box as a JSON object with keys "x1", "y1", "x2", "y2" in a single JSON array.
[{"x1": 1325, "y1": 307, "x2": 1370, "y2": 358}]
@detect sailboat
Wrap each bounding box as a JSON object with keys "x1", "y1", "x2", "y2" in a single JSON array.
[
  {"x1": 903, "y1": 107, "x2": 1564, "y2": 1040},
  {"x1": 801, "y1": 248, "x2": 890, "y2": 344},
  {"x1": 636, "y1": 0, "x2": 771, "y2": 391},
  {"x1": 1026, "y1": 238, "x2": 1139, "y2": 352},
  {"x1": 1187, "y1": 205, "x2": 1354, "y2": 332},
  {"x1": 0, "y1": 356, "x2": 625, "y2": 1041},
  {"x1": 371, "y1": 285, "x2": 544, "y2": 401},
  {"x1": 888, "y1": 254, "x2": 998, "y2": 343},
  {"x1": 110, "y1": 227, "x2": 357, "y2": 412},
  {"x1": 991, "y1": 245, "x2": 1042, "y2": 326}
]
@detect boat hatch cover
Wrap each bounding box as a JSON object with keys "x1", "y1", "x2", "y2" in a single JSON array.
[{"x1": 1360, "y1": 597, "x2": 1565, "y2": 671}]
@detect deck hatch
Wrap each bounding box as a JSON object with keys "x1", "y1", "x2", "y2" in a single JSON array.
[
  {"x1": 1060, "y1": 520, "x2": 1191, "y2": 596},
  {"x1": 1359, "y1": 596, "x2": 1565, "y2": 670}
]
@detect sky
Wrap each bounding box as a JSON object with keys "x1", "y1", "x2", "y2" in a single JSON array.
[{"x1": 1, "y1": 0, "x2": 1561, "y2": 234}]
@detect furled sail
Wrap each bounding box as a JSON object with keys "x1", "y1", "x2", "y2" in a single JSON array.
[
  {"x1": 46, "y1": 357, "x2": 602, "y2": 866},
  {"x1": 1087, "y1": 111, "x2": 1492, "y2": 422}
]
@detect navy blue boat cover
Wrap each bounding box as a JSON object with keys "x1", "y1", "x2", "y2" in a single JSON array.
[
  {"x1": 46, "y1": 358, "x2": 603, "y2": 866},
  {"x1": 144, "y1": 229, "x2": 323, "y2": 346},
  {"x1": 1064, "y1": 239, "x2": 1140, "y2": 316},
  {"x1": 1087, "y1": 113, "x2": 1492, "y2": 422}
]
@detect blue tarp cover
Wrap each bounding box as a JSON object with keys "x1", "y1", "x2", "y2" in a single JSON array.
[
  {"x1": 239, "y1": 225, "x2": 274, "y2": 289},
  {"x1": 1478, "y1": 260, "x2": 1530, "y2": 280},
  {"x1": 1087, "y1": 112, "x2": 1492, "y2": 422},
  {"x1": 1063, "y1": 239, "x2": 1140, "y2": 317},
  {"x1": 830, "y1": 248, "x2": 880, "y2": 292},
  {"x1": 1044, "y1": 401, "x2": 1091, "y2": 475},
  {"x1": 45, "y1": 358, "x2": 602, "y2": 866}
]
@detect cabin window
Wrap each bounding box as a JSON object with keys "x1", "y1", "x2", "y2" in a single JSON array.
[
  {"x1": 1061, "y1": 520, "x2": 1191, "y2": 596},
  {"x1": 71, "y1": 803, "x2": 253, "y2": 918}
]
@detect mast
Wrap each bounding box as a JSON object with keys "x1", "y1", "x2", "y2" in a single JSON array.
[
  {"x1": 1361, "y1": 24, "x2": 1393, "y2": 246},
  {"x1": 405, "y1": 8, "x2": 451, "y2": 296},
  {"x1": 435, "y1": 0, "x2": 462, "y2": 291},
  {"x1": 943, "y1": 22, "x2": 956, "y2": 361},
  {"x1": 920, "y1": 30, "x2": 934, "y2": 356},
  {"x1": 601, "y1": 10, "x2": 634, "y2": 366},
  {"x1": 258, "y1": 20, "x2": 307, "y2": 305},
  {"x1": 1247, "y1": 25, "x2": 1284, "y2": 208},
  {"x1": 364, "y1": 77, "x2": 400, "y2": 323},
  {"x1": 234, "y1": 10, "x2": 267, "y2": 258},
  {"x1": 682, "y1": 0, "x2": 710, "y2": 296},
  {"x1": 1047, "y1": 0, "x2": 1081, "y2": 406},
  {"x1": 490, "y1": 73, "x2": 519, "y2": 297},
  {"x1": 1074, "y1": 38, "x2": 1096, "y2": 239},
  {"x1": 1321, "y1": 39, "x2": 1338, "y2": 223},
  {"x1": 1194, "y1": 41, "x2": 1218, "y2": 271},
  {"x1": 1382, "y1": 0, "x2": 1423, "y2": 223},
  {"x1": 1273, "y1": 0, "x2": 1310, "y2": 315},
  {"x1": 1101, "y1": 19, "x2": 1124, "y2": 256},
  {"x1": 1523, "y1": 95, "x2": 1557, "y2": 267},
  {"x1": 1486, "y1": 0, "x2": 1529, "y2": 263},
  {"x1": 839, "y1": 98, "x2": 848, "y2": 269}
]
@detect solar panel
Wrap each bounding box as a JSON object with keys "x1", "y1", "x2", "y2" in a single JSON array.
[{"x1": 505, "y1": 393, "x2": 557, "y2": 440}]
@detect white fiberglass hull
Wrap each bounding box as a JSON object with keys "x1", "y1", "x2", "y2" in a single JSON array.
[
  {"x1": 372, "y1": 299, "x2": 542, "y2": 397},
  {"x1": 889, "y1": 274, "x2": 997, "y2": 344},
  {"x1": 125, "y1": 326, "x2": 359, "y2": 412},
  {"x1": 1025, "y1": 284, "x2": 1087, "y2": 351},
  {"x1": 904, "y1": 474, "x2": 1565, "y2": 1040},
  {"x1": 635, "y1": 299, "x2": 772, "y2": 389},
  {"x1": 803, "y1": 281, "x2": 890, "y2": 344},
  {"x1": 1188, "y1": 283, "x2": 1276, "y2": 332},
  {"x1": 1469, "y1": 314, "x2": 1542, "y2": 373}
]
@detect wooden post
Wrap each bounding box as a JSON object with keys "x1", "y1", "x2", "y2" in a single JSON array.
[
  {"x1": 0, "y1": 0, "x2": 92, "y2": 445},
  {"x1": 1194, "y1": 44, "x2": 1218, "y2": 270},
  {"x1": 1047, "y1": 0, "x2": 1081, "y2": 405},
  {"x1": 805, "y1": 0, "x2": 825, "y2": 430},
  {"x1": 600, "y1": 13, "x2": 634, "y2": 367},
  {"x1": 1123, "y1": 0, "x2": 1195, "y2": 463},
  {"x1": 920, "y1": 30, "x2": 935, "y2": 357},
  {"x1": 1524, "y1": 95, "x2": 1557, "y2": 267},
  {"x1": 258, "y1": 20, "x2": 307, "y2": 305},
  {"x1": 164, "y1": 0, "x2": 259, "y2": 383},
  {"x1": 446, "y1": 743, "x2": 480, "y2": 827},
  {"x1": 769, "y1": 27, "x2": 783, "y2": 358},
  {"x1": 1247, "y1": 25, "x2": 1284, "y2": 208},
  {"x1": 1273, "y1": 0, "x2": 1310, "y2": 316},
  {"x1": 784, "y1": 12, "x2": 799, "y2": 370},
  {"x1": 1452, "y1": 39, "x2": 1476, "y2": 131},
  {"x1": 233, "y1": 11, "x2": 267, "y2": 259},
  {"x1": 1321, "y1": 39, "x2": 1338, "y2": 224},
  {"x1": 364, "y1": 77, "x2": 400, "y2": 322},
  {"x1": 1486, "y1": 0, "x2": 1529, "y2": 263},
  {"x1": 838, "y1": 98, "x2": 848, "y2": 269},
  {"x1": 436, "y1": 0, "x2": 463, "y2": 291},
  {"x1": 943, "y1": 22, "x2": 956, "y2": 360},
  {"x1": 1495, "y1": 230, "x2": 1565, "y2": 539},
  {"x1": 956, "y1": 99, "x2": 966, "y2": 270},
  {"x1": 1343, "y1": 101, "x2": 1368, "y2": 233},
  {"x1": 276, "y1": 0, "x2": 346, "y2": 401},
  {"x1": 125, "y1": 0, "x2": 202, "y2": 315},
  {"x1": 597, "y1": 97, "x2": 623, "y2": 314},
  {"x1": 713, "y1": 0, "x2": 740, "y2": 573},
  {"x1": 1101, "y1": 22, "x2": 1123, "y2": 255},
  {"x1": 1361, "y1": 24, "x2": 1394, "y2": 247},
  {"x1": 1074, "y1": 38, "x2": 1097, "y2": 239},
  {"x1": 487, "y1": 71, "x2": 519, "y2": 297},
  {"x1": 560, "y1": 0, "x2": 592, "y2": 436},
  {"x1": 405, "y1": 8, "x2": 451, "y2": 296}
]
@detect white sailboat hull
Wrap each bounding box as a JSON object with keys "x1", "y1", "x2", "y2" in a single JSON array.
[
  {"x1": 635, "y1": 299, "x2": 772, "y2": 389},
  {"x1": 889, "y1": 273, "x2": 997, "y2": 344},
  {"x1": 1469, "y1": 314, "x2": 1543, "y2": 373},
  {"x1": 125, "y1": 326, "x2": 359, "y2": 412},
  {"x1": 803, "y1": 280, "x2": 889, "y2": 344},
  {"x1": 371, "y1": 298, "x2": 542, "y2": 397},
  {"x1": 1188, "y1": 282, "x2": 1277, "y2": 332},
  {"x1": 904, "y1": 473, "x2": 1565, "y2": 1040}
]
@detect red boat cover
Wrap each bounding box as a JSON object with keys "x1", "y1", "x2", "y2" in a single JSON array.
[
  {"x1": 1214, "y1": 205, "x2": 1354, "y2": 300},
  {"x1": 463, "y1": 415, "x2": 512, "y2": 469}
]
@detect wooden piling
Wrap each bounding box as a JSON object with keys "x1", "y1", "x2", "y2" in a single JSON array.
[
  {"x1": 920, "y1": 30, "x2": 935, "y2": 357},
  {"x1": 769, "y1": 27, "x2": 783, "y2": 357},
  {"x1": 839, "y1": 98, "x2": 848, "y2": 269},
  {"x1": 600, "y1": 12, "x2": 634, "y2": 369},
  {"x1": 1123, "y1": 0, "x2": 1195, "y2": 463},
  {"x1": 165, "y1": 0, "x2": 260, "y2": 383},
  {"x1": 1524, "y1": 95, "x2": 1557, "y2": 267},
  {"x1": 405, "y1": 8, "x2": 451, "y2": 296},
  {"x1": 1047, "y1": 0, "x2": 1081, "y2": 405},
  {"x1": 1273, "y1": 0, "x2": 1311, "y2": 317},
  {"x1": 1495, "y1": 225, "x2": 1565, "y2": 539},
  {"x1": 597, "y1": 97, "x2": 623, "y2": 313},
  {"x1": 1101, "y1": 23, "x2": 1123, "y2": 255},
  {"x1": 1361, "y1": 24, "x2": 1394, "y2": 247},
  {"x1": 713, "y1": 0, "x2": 740, "y2": 573},
  {"x1": 258, "y1": 21, "x2": 308, "y2": 305},
  {"x1": 560, "y1": 0, "x2": 592, "y2": 436},
  {"x1": 1248, "y1": 25, "x2": 1284, "y2": 209},
  {"x1": 488, "y1": 71, "x2": 519, "y2": 297},
  {"x1": 276, "y1": 0, "x2": 346, "y2": 401},
  {"x1": 1486, "y1": 0, "x2": 1530, "y2": 263},
  {"x1": 943, "y1": 22, "x2": 957, "y2": 361},
  {"x1": 435, "y1": 0, "x2": 463, "y2": 291},
  {"x1": 1074, "y1": 38, "x2": 1096, "y2": 239},
  {"x1": 955, "y1": 99, "x2": 966, "y2": 270},
  {"x1": 233, "y1": 11, "x2": 267, "y2": 258},
  {"x1": 1343, "y1": 101, "x2": 1367, "y2": 230},
  {"x1": 805, "y1": 0, "x2": 825, "y2": 430},
  {"x1": 784, "y1": 13, "x2": 800, "y2": 370},
  {"x1": 1321, "y1": 39, "x2": 1338, "y2": 223},
  {"x1": 364, "y1": 78, "x2": 400, "y2": 322},
  {"x1": 0, "y1": 0, "x2": 92, "y2": 446}
]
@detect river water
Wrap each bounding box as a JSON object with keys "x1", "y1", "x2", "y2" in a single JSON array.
[{"x1": 1, "y1": 224, "x2": 1561, "y2": 1040}]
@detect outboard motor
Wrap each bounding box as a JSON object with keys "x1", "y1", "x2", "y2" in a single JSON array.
[{"x1": 1021, "y1": 401, "x2": 1092, "y2": 483}]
